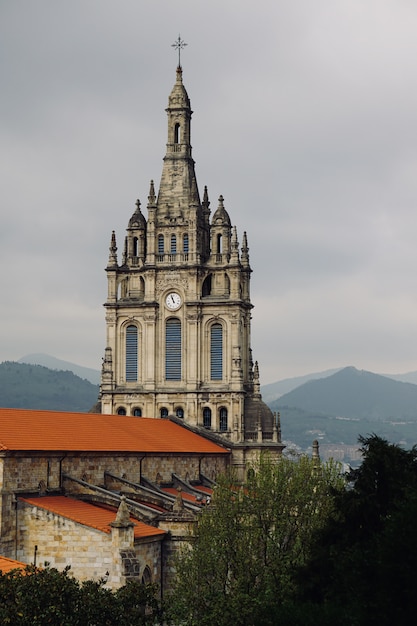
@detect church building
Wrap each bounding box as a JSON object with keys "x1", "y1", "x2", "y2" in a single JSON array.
[{"x1": 99, "y1": 60, "x2": 282, "y2": 472}]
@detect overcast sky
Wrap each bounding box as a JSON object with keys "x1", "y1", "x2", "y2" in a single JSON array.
[{"x1": 2, "y1": 1, "x2": 417, "y2": 384}]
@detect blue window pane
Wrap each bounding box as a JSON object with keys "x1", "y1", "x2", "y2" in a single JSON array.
[
  {"x1": 126, "y1": 325, "x2": 138, "y2": 382},
  {"x1": 203, "y1": 407, "x2": 211, "y2": 428},
  {"x1": 165, "y1": 318, "x2": 181, "y2": 380},
  {"x1": 210, "y1": 323, "x2": 223, "y2": 380},
  {"x1": 219, "y1": 407, "x2": 228, "y2": 431},
  {"x1": 183, "y1": 234, "x2": 189, "y2": 253},
  {"x1": 158, "y1": 235, "x2": 164, "y2": 254},
  {"x1": 171, "y1": 235, "x2": 177, "y2": 254}
]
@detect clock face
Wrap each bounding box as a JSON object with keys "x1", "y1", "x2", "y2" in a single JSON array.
[{"x1": 165, "y1": 292, "x2": 182, "y2": 310}]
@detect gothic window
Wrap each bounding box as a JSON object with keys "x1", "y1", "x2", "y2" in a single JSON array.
[
  {"x1": 174, "y1": 122, "x2": 180, "y2": 144},
  {"x1": 160, "y1": 407, "x2": 169, "y2": 417},
  {"x1": 142, "y1": 566, "x2": 152, "y2": 585},
  {"x1": 183, "y1": 233, "x2": 189, "y2": 253},
  {"x1": 202, "y1": 274, "x2": 212, "y2": 297},
  {"x1": 171, "y1": 234, "x2": 177, "y2": 254},
  {"x1": 133, "y1": 407, "x2": 142, "y2": 417},
  {"x1": 210, "y1": 323, "x2": 223, "y2": 380},
  {"x1": 219, "y1": 407, "x2": 228, "y2": 431},
  {"x1": 203, "y1": 407, "x2": 212, "y2": 429},
  {"x1": 117, "y1": 407, "x2": 126, "y2": 415},
  {"x1": 126, "y1": 325, "x2": 138, "y2": 382},
  {"x1": 176, "y1": 407, "x2": 184, "y2": 418},
  {"x1": 165, "y1": 318, "x2": 181, "y2": 380},
  {"x1": 158, "y1": 234, "x2": 164, "y2": 254}
]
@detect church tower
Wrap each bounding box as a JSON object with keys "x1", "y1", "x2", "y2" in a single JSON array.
[{"x1": 100, "y1": 59, "x2": 283, "y2": 467}]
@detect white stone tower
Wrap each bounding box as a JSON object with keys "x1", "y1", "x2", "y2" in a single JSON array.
[{"x1": 100, "y1": 61, "x2": 283, "y2": 466}]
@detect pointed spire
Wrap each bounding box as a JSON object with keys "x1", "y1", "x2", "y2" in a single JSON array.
[
  {"x1": 110, "y1": 495, "x2": 134, "y2": 528},
  {"x1": 148, "y1": 180, "x2": 156, "y2": 206},
  {"x1": 241, "y1": 231, "x2": 250, "y2": 266},
  {"x1": 230, "y1": 225, "x2": 239, "y2": 263},
  {"x1": 254, "y1": 361, "x2": 261, "y2": 395},
  {"x1": 107, "y1": 231, "x2": 118, "y2": 268},
  {"x1": 122, "y1": 236, "x2": 127, "y2": 265}
]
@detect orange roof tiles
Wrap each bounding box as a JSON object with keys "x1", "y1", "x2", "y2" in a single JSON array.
[
  {"x1": 0, "y1": 408, "x2": 229, "y2": 454},
  {"x1": 162, "y1": 487, "x2": 211, "y2": 504},
  {"x1": 0, "y1": 555, "x2": 26, "y2": 573},
  {"x1": 20, "y1": 496, "x2": 166, "y2": 540}
]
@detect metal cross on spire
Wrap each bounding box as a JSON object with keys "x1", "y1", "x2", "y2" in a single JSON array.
[{"x1": 172, "y1": 35, "x2": 187, "y2": 68}]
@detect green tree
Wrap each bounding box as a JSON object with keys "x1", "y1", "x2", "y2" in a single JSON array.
[
  {"x1": 298, "y1": 435, "x2": 417, "y2": 625},
  {"x1": 0, "y1": 564, "x2": 161, "y2": 625},
  {"x1": 168, "y1": 453, "x2": 343, "y2": 626}
]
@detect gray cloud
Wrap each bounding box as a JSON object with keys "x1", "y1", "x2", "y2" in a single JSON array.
[{"x1": 2, "y1": 1, "x2": 417, "y2": 383}]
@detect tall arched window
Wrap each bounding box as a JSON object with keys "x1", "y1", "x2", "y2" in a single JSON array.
[
  {"x1": 126, "y1": 325, "x2": 138, "y2": 382},
  {"x1": 210, "y1": 323, "x2": 223, "y2": 380},
  {"x1": 219, "y1": 407, "x2": 228, "y2": 431},
  {"x1": 183, "y1": 233, "x2": 189, "y2": 254},
  {"x1": 174, "y1": 123, "x2": 180, "y2": 143},
  {"x1": 171, "y1": 234, "x2": 177, "y2": 254},
  {"x1": 158, "y1": 234, "x2": 164, "y2": 254},
  {"x1": 203, "y1": 407, "x2": 212, "y2": 429},
  {"x1": 165, "y1": 318, "x2": 181, "y2": 380}
]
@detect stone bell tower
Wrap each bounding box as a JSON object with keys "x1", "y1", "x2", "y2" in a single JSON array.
[{"x1": 100, "y1": 59, "x2": 283, "y2": 467}]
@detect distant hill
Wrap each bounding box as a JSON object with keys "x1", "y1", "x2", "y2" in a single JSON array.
[
  {"x1": 270, "y1": 367, "x2": 417, "y2": 452},
  {"x1": 0, "y1": 361, "x2": 99, "y2": 412},
  {"x1": 261, "y1": 368, "x2": 341, "y2": 402},
  {"x1": 18, "y1": 353, "x2": 101, "y2": 385}
]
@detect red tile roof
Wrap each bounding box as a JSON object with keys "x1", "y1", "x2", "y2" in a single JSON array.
[
  {"x1": 162, "y1": 487, "x2": 212, "y2": 504},
  {"x1": 20, "y1": 496, "x2": 166, "y2": 539},
  {"x1": 0, "y1": 408, "x2": 229, "y2": 454},
  {"x1": 0, "y1": 555, "x2": 26, "y2": 573}
]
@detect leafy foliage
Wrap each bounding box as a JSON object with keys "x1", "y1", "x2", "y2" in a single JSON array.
[
  {"x1": 168, "y1": 454, "x2": 344, "y2": 626},
  {"x1": 0, "y1": 564, "x2": 161, "y2": 625},
  {"x1": 297, "y1": 435, "x2": 417, "y2": 625},
  {"x1": 0, "y1": 361, "x2": 99, "y2": 411}
]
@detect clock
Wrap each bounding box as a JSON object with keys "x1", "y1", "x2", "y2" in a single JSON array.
[{"x1": 165, "y1": 292, "x2": 182, "y2": 310}]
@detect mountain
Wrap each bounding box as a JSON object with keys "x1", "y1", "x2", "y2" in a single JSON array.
[
  {"x1": 0, "y1": 361, "x2": 99, "y2": 412},
  {"x1": 18, "y1": 353, "x2": 101, "y2": 385},
  {"x1": 270, "y1": 367, "x2": 417, "y2": 455},
  {"x1": 261, "y1": 368, "x2": 342, "y2": 402}
]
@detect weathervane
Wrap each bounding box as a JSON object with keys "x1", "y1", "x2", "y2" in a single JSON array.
[{"x1": 172, "y1": 35, "x2": 187, "y2": 67}]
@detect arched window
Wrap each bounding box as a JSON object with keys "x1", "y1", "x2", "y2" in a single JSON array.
[
  {"x1": 142, "y1": 565, "x2": 152, "y2": 585},
  {"x1": 210, "y1": 323, "x2": 223, "y2": 380},
  {"x1": 219, "y1": 407, "x2": 228, "y2": 431},
  {"x1": 171, "y1": 234, "x2": 177, "y2": 254},
  {"x1": 117, "y1": 407, "x2": 126, "y2": 416},
  {"x1": 160, "y1": 407, "x2": 169, "y2": 418},
  {"x1": 217, "y1": 233, "x2": 222, "y2": 253},
  {"x1": 126, "y1": 325, "x2": 138, "y2": 382},
  {"x1": 174, "y1": 123, "x2": 180, "y2": 144},
  {"x1": 202, "y1": 274, "x2": 212, "y2": 297},
  {"x1": 176, "y1": 407, "x2": 184, "y2": 418},
  {"x1": 133, "y1": 237, "x2": 138, "y2": 256},
  {"x1": 158, "y1": 234, "x2": 164, "y2": 254},
  {"x1": 183, "y1": 233, "x2": 189, "y2": 254},
  {"x1": 165, "y1": 318, "x2": 181, "y2": 380},
  {"x1": 133, "y1": 407, "x2": 142, "y2": 417},
  {"x1": 203, "y1": 407, "x2": 212, "y2": 429}
]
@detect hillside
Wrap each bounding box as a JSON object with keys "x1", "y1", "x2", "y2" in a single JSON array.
[
  {"x1": 18, "y1": 353, "x2": 101, "y2": 385},
  {"x1": 270, "y1": 367, "x2": 417, "y2": 452},
  {"x1": 0, "y1": 361, "x2": 99, "y2": 412}
]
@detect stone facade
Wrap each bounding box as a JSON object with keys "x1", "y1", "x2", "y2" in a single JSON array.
[
  {"x1": 0, "y1": 440, "x2": 227, "y2": 591},
  {"x1": 99, "y1": 64, "x2": 284, "y2": 471}
]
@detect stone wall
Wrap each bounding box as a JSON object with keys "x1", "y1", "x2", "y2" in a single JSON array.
[{"x1": 15, "y1": 501, "x2": 163, "y2": 589}]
